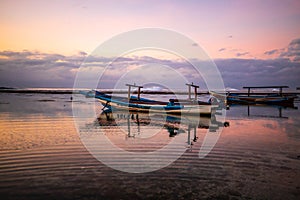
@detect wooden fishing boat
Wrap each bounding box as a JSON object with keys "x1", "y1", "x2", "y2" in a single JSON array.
[
  {"x1": 90, "y1": 83, "x2": 216, "y2": 116},
  {"x1": 94, "y1": 91, "x2": 213, "y2": 115},
  {"x1": 227, "y1": 86, "x2": 297, "y2": 107}
]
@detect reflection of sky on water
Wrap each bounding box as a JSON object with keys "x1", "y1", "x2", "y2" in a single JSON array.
[
  {"x1": 1, "y1": 93, "x2": 299, "y2": 141},
  {"x1": 0, "y1": 93, "x2": 299, "y2": 199},
  {"x1": 280, "y1": 117, "x2": 300, "y2": 139},
  {"x1": 0, "y1": 93, "x2": 74, "y2": 117},
  {"x1": 226, "y1": 103, "x2": 300, "y2": 140}
]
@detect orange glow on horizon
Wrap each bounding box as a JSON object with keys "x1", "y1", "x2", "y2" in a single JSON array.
[{"x1": 1, "y1": 0, "x2": 300, "y2": 59}]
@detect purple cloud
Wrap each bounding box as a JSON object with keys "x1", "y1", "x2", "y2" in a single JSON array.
[
  {"x1": 264, "y1": 49, "x2": 279, "y2": 55},
  {"x1": 0, "y1": 51, "x2": 86, "y2": 87},
  {"x1": 1, "y1": 48, "x2": 299, "y2": 89},
  {"x1": 236, "y1": 52, "x2": 249, "y2": 57},
  {"x1": 215, "y1": 58, "x2": 300, "y2": 89},
  {"x1": 280, "y1": 38, "x2": 300, "y2": 61}
]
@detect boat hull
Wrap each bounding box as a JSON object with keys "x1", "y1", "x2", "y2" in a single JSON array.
[
  {"x1": 97, "y1": 98, "x2": 213, "y2": 116},
  {"x1": 92, "y1": 91, "x2": 214, "y2": 116},
  {"x1": 227, "y1": 94, "x2": 296, "y2": 107}
]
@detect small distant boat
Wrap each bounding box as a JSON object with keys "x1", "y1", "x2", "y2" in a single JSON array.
[
  {"x1": 227, "y1": 86, "x2": 297, "y2": 107},
  {"x1": 88, "y1": 83, "x2": 217, "y2": 116}
]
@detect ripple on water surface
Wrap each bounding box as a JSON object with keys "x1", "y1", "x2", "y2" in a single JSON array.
[{"x1": 0, "y1": 94, "x2": 300, "y2": 199}]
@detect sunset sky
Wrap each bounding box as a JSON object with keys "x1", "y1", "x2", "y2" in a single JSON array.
[{"x1": 0, "y1": 0, "x2": 300, "y2": 89}]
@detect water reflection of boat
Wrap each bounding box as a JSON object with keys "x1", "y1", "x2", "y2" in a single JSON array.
[
  {"x1": 96, "y1": 110, "x2": 228, "y2": 138},
  {"x1": 227, "y1": 104, "x2": 298, "y2": 119},
  {"x1": 95, "y1": 110, "x2": 229, "y2": 148}
]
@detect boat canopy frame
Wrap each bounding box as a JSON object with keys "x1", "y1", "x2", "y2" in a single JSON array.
[
  {"x1": 125, "y1": 83, "x2": 143, "y2": 100},
  {"x1": 186, "y1": 83, "x2": 199, "y2": 100},
  {"x1": 242, "y1": 86, "x2": 289, "y2": 96}
]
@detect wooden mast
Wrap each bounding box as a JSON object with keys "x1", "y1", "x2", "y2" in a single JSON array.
[
  {"x1": 125, "y1": 83, "x2": 143, "y2": 100},
  {"x1": 186, "y1": 83, "x2": 199, "y2": 100}
]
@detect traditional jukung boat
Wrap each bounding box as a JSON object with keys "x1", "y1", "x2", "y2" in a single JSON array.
[
  {"x1": 90, "y1": 83, "x2": 216, "y2": 116},
  {"x1": 227, "y1": 86, "x2": 297, "y2": 107}
]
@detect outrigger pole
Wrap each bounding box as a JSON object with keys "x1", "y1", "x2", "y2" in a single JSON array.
[
  {"x1": 125, "y1": 83, "x2": 143, "y2": 100},
  {"x1": 186, "y1": 83, "x2": 199, "y2": 100}
]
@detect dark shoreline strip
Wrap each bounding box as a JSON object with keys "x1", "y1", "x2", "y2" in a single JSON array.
[
  {"x1": 0, "y1": 89, "x2": 299, "y2": 95},
  {"x1": 0, "y1": 89, "x2": 210, "y2": 95},
  {"x1": 0, "y1": 89, "x2": 75, "y2": 94}
]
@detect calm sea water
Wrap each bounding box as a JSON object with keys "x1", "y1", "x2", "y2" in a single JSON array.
[{"x1": 0, "y1": 92, "x2": 299, "y2": 199}]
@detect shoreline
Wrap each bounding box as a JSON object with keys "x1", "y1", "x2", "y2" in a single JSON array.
[{"x1": 1, "y1": 88, "x2": 299, "y2": 96}]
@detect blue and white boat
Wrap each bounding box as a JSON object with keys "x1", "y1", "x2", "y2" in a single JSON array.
[
  {"x1": 93, "y1": 90, "x2": 213, "y2": 116},
  {"x1": 84, "y1": 83, "x2": 217, "y2": 116}
]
